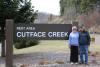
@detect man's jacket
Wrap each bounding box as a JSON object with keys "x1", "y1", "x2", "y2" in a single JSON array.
[{"x1": 79, "y1": 31, "x2": 91, "y2": 46}]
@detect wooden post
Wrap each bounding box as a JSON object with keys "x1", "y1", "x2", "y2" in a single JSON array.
[{"x1": 6, "y1": 19, "x2": 14, "y2": 67}]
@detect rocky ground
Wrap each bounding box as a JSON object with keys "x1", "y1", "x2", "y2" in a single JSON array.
[{"x1": 0, "y1": 52, "x2": 100, "y2": 67}]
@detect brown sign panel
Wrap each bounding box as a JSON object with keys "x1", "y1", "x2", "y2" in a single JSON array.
[{"x1": 14, "y1": 24, "x2": 72, "y2": 40}]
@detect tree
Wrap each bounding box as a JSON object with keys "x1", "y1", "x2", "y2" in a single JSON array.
[
  {"x1": 80, "y1": 0, "x2": 98, "y2": 13},
  {"x1": 60, "y1": 0, "x2": 100, "y2": 15},
  {"x1": 0, "y1": 0, "x2": 37, "y2": 57},
  {"x1": 59, "y1": 0, "x2": 82, "y2": 22},
  {"x1": 60, "y1": 0, "x2": 81, "y2": 16}
]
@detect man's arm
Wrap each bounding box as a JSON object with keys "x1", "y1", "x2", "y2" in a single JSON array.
[{"x1": 87, "y1": 32, "x2": 91, "y2": 46}]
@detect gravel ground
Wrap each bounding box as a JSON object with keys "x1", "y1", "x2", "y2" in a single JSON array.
[
  {"x1": 0, "y1": 52, "x2": 100, "y2": 67},
  {"x1": 95, "y1": 34, "x2": 100, "y2": 45}
]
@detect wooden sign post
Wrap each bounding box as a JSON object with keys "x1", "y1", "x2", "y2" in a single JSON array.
[{"x1": 6, "y1": 19, "x2": 13, "y2": 67}]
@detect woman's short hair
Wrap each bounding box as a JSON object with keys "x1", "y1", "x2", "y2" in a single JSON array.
[{"x1": 72, "y1": 26, "x2": 77, "y2": 30}]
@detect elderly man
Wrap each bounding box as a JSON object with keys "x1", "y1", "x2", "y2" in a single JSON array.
[{"x1": 79, "y1": 26, "x2": 91, "y2": 65}]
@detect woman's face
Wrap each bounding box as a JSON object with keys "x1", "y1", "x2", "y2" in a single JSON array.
[{"x1": 72, "y1": 28, "x2": 77, "y2": 32}]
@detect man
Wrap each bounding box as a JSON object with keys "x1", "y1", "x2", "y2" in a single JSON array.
[{"x1": 79, "y1": 26, "x2": 91, "y2": 64}]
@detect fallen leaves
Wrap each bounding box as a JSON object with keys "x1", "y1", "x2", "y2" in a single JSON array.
[
  {"x1": 89, "y1": 51, "x2": 99, "y2": 57},
  {"x1": 20, "y1": 64, "x2": 30, "y2": 67},
  {"x1": 39, "y1": 60, "x2": 50, "y2": 65},
  {"x1": 55, "y1": 61, "x2": 65, "y2": 64}
]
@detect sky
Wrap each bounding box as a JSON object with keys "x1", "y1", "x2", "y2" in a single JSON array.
[{"x1": 31, "y1": 0, "x2": 60, "y2": 15}]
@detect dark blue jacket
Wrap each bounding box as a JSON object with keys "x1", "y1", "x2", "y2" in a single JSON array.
[{"x1": 79, "y1": 31, "x2": 91, "y2": 46}]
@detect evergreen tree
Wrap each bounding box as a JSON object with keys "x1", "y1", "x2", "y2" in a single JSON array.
[{"x1": 0, "y1": 0, "x2": 37, "y2": 57}]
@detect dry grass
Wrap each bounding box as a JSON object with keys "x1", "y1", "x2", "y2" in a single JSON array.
[
  {"x1": 14, "y1": 40, "x2": 69, "y2": 54},
  {"x1": 14, "y1": 40, "x2": 100, "y2": 55}
]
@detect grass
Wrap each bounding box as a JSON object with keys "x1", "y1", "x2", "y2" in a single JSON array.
[
  {"x1": 14, "y1": 40, "x2": 100, "y2": 55},
  {"x1": 14, "y1": 40, "x2": 69, "y2": 54},
  {"x1": 90, "y1": 44, "x2": 100, "y2": 52}
]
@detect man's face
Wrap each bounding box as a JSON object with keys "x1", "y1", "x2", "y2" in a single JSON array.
[{"x1": 79, "y1": 28, "x2": 84, "y2": 32}]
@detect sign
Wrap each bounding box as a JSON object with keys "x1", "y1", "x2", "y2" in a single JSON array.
[{"x1": 14, "y1": 24, "x2": 72, "y2": 40}]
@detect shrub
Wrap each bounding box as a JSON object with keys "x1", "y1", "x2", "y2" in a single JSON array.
[
  {"x1": 14, "y1": 42, "x2": 21, "y2": 49},
  {"x1": 26, "y1": 40, "x2": 39, "y2": 47},
  {"x1": 14, "y1": 40, "x2": 26, "y2": 49},
  {"x1": 14, "y1": 40, "x2": 39, "y2": 49},
  {"x1": 91, "y1": 37, "x2": 95, "y2": 42}
]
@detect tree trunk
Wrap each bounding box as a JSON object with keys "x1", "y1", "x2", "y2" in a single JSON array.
[
  {"x1": 1, "y1": 39, "x2": 5, "y2": 57},
  {"x1": 1, "y1": 26, "x2": 5, "y2": 57}
]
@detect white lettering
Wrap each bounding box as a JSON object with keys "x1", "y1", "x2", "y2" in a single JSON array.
[
  {"x1": 48, "y1": 32, "x2": 52, "y2": 37},
  {"x1": 17, "y1": 32, "x2": 21, "y2": 37}
]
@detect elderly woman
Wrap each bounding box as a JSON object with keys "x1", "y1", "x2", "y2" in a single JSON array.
[{"x1": 68, "y1": 26, "x2": 79, "y2": 64}]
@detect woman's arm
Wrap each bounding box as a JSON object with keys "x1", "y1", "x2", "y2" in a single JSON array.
[{"x1": 68, "y1": 34, "x2": 71, "y2": 48}]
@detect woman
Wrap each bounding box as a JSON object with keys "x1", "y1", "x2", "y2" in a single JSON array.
[
  {"x1": 79, "y1": 26, "x2": 91, "y2": 64},
  {"x1": 69, "y1": 26, "x2": 79, "y2": 64}
]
